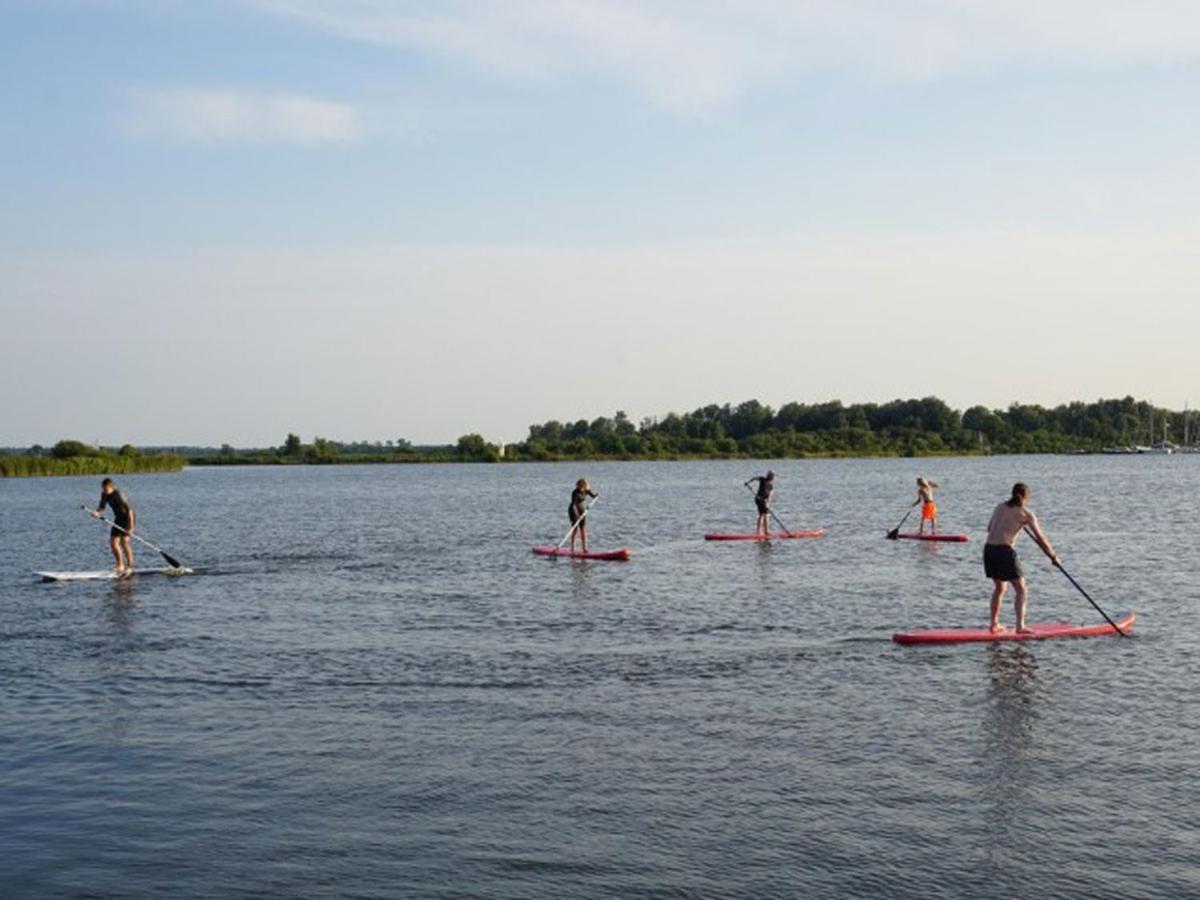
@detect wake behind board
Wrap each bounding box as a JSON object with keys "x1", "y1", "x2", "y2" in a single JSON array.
[
  {"x1": 37, "y1": 567, "x2": 195, "y2": 583},
  {"x1": 894, "y1": 532, "x2": 969, "y2": 543},
  {"x1": 532, "y1": 546, "x2": 631, "y2": 561},
  {"x1": 892, "y1": 611, "x2": 1134, "y2": 645},
  {"x1": 705, "y1": 530, "x2": 826, "y2": 541}
]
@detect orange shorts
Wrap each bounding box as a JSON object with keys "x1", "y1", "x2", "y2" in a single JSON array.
[{"x1": 921, "y1": 502, "x2": 937, "y2": 520}]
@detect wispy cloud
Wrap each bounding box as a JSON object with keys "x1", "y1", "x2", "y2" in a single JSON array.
[
  {"x1": 121, "y1": 87, "x2": 360, "y2": 144},
  {"x1": 243, "y1": 1, "x2": 1200, "y2": 115}
]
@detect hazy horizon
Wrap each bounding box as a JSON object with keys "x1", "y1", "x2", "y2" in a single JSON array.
[{"x1": 4, "y1": 2, "x2": 1199, "y2": 445}]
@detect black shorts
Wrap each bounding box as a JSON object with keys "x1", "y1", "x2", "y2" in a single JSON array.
[
  {"x1": 111, "y1": 522, "x2": 131, "y2": 540},
  {"x1": 755, "y1": 498, "x2": 770, "y2": 515},
  {"x1": 984, "y1": 544, "x2": 1022, "y2": 581},
  {"x1": 568, "y1": 507, "x2": 586, "y2": 527}
]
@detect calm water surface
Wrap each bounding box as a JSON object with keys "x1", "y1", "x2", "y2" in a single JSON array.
[{"x1": 2, "y1": 457, "x2": 1197, "y2": 898}]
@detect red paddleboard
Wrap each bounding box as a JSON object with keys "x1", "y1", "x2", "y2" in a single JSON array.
[
  {"x1": 894, "y1": 533, "x2": 969, "y2": 543},
  {"x1": 892, "y1": 611, "x2": 1134, "y2": 645},
  {"x1": 705, "y1": 530, "x2": 826, "y2": 541},
  {"x1": 532, "y1": 546, "x2": 631, "y2": 561}
]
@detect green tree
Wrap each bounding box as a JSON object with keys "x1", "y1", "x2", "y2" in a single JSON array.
[
  {"x1": 52, "y1": 439, "x2": 98, "y2": 459},
  {"x1": 457, "y1": 434, "x2": 500, "y2": 461},
  {"x1": 304, "y1": 437, "x2": 340, "y2": 463}
]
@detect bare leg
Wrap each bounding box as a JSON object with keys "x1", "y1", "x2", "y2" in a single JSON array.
[
  {"x1": 570, "y1": 519, "x2": 579, "y2": 552},
  {"x1": 122, "y1": 537, "x2": 135, "y2": 572},
  {"x1": 989, "y1": 580, "x2": 1007, "y2": 632},
  {"x1": 110, "y1": 536, "x2": 124, "y2": 573},
  {"x1": 579, "y1": 524, "x2": 588, "y2": 553},
  {"x1": 931, "y1": 515, "x2": 937, "y2": 535},
  {"x1": 1014, "y1": 578, "x2": 1033, "y2": 633}
]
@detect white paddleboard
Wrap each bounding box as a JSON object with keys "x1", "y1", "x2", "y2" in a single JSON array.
[{"x1": 36, "y1": 567, "x2": 195, "y2": 582}]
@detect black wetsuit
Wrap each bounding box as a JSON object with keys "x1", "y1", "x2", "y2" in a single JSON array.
[
  {"x1": 750, "y1": 477, "x2": 774, "y2": 515},
  {"x1": 99, "y1": 489, "x2": 133, "y2": 538},
  {"x1": 569, "y1": 488, "x2": 597, "y2": 526}
]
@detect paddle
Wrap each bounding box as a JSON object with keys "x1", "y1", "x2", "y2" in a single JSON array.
[
  {"x1": 83, "y1": 505, "x2": 185, "y2": 569},
  {"x1": 557, "y1": 496, "x2": 598, "y2": 549},
  {"x1": 886, "y1": 508, "x2": 913, "y2": 540},
  {"x1": 1023, "y1": 526, "x2": 1126, "y2": 637},
  {"x1": 744, "y1": 482, "x2": 795, "y2": 534}
]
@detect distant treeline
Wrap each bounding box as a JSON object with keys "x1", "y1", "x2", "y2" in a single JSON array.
[
  {"x1": 10, "y1": 397, "x2": 1192, "y2": 472},
  {"x1": 186, "y1": 434, "x2": 460, "y2": 465},
  {"x1": 0, "y1": 440, "x2": 185, "y2": 477},
  {"x1": 506, "y1": 396, "x2": 1195, "y2": 460}
]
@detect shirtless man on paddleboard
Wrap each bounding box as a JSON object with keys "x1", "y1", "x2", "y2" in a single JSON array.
[
  {"x1": 913, "y1": 477, "x2": 939, "y2": 535},
  {"x1": 984, "y1": 482, "x2": 1058, "y2": 634},
  {"x1": 91, "y1": 478, "x2": 135, "y2": 574}
]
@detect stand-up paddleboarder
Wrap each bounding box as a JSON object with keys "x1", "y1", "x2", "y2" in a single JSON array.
[
  {"x1": 984, "y1": 483, "x2": 1058, "y2": 634},
  {"x1": 913, "y1": 477, "x2": 940, "y2": 535},
  {"x1": 744, "y1": 471, "x2": 775, "y2": 536},
  {"x1": 569, "y1": 479, "x2": 598, "y2": 552},
  {"x1": 91, "y1": 478, "x2": 135, "y2": 575}
]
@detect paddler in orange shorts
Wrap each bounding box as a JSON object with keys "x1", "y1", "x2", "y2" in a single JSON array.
[{"x1": 912, "y1": 477, "x2": 939, "y2": 535}]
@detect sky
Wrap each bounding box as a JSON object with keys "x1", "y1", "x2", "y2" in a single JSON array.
[{"x1": 2, "y1": 0, "x2": 1199, "y2": 446}]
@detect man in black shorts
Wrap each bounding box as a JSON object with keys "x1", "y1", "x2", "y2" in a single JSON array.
[
  {"x1": 984, "y1": 482, "x2": 1057, "y2": 634},
  {"x1": 92, "y1": 478, "x2": 136, "y2": 574}
]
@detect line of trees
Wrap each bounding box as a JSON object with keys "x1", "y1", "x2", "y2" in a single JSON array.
[
  {"x1": 509, "y1": 396, "x2": 1194, "y2": 460},
  {"x1": 10, "y1": 396, "x2": 1190, "y2": 474},
  {"x1": 187, "y1": 434, "x2": 469, "y2": 465}
]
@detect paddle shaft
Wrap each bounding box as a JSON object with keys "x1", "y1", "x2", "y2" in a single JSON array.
[
  {"x1": 745, "y1": 482, "x2": 794, "y2": 533},
  {"x1": 83, "y1": 506, "x2": 183, "y2": 568},
  {"x1": 887, "y1": 508, "x2": 913, "y2": 539},
  {"x1": 1022, "y1": 526, "x2": 1126, "y2": 637},
  {"x1": 558, "y1": 496, "x2": 597, "y2": 548}
]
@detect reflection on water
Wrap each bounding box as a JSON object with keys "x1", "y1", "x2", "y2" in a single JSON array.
[
  {"x1": 569, "y1": 558, "x2": 599, "y2": 599},
  {"x1": 980, "y1": 645, "x2": 1041, "y2": 867}
]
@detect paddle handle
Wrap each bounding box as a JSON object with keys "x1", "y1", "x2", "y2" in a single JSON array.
[
  {"x1": 82, "y1": 506, "x2": 183, "y2": 568},
  {"x1": 558, "y1": 496, "x2": 597, "y2": 548},
  {"x1": 1023, "y1": 526, "x2": 1125, "y2": 637}
]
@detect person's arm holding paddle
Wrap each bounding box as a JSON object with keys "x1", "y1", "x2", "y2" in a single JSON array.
[{"x1": 1023, "y1": 509, "x2": 1059, "y2": 566}]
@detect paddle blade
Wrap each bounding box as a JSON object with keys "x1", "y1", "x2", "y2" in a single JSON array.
[
  {"x1": 886, "y1": 530, "x2": 900, "y2": 540},
  {"x1": 161, "y1": 551, "x2": 183, "y2": 569}
]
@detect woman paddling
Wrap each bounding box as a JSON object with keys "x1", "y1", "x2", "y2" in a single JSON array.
[
  {"x1": 912, "y1": 477, "x2": 940, "y2": 535},
  {"x1": 744, "y1": 471, "x2": 775, "y2": 536},
  {"x1": 984, "y1": 483, "x2": 1058, "y2": 634},
  {"x1": 568, "y1": 479, "x2": 598, "y2": 553}
]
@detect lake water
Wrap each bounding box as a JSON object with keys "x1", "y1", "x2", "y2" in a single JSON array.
[{"x1": 2, "y1": 457, "x2": 1197, "y2": 898}]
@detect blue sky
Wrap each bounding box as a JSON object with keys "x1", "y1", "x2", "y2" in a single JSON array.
[{"x1": 3, "y1": 1, "x2": 1199, "y2": 445}]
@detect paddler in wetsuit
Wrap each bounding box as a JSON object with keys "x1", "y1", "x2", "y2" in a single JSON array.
[
  {"x1": 569, "y1": 479, "x2": 598, "y2": 552},
  {"x1": 744, "y1": 470, "x2": 775, "y2": 536},
  {"x1": 913, "y1": 477, "x2": 940, "y2": 535},
  {"x1": 984, "y1": 482, "x2": 1058, "y2": 634},
  {"x1": 91, "y1": 477, "x2": 135, "y2": 575}
]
